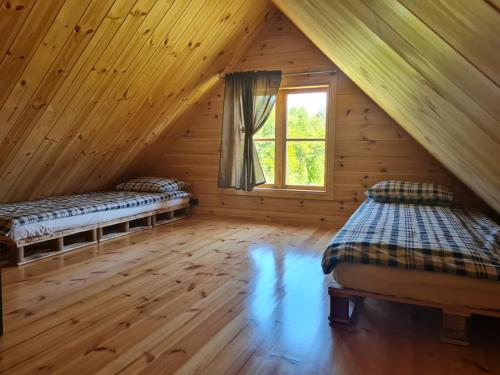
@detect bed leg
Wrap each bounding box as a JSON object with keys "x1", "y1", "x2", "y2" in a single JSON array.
[
  {"x1": 441, "y1": 312, "x2": 470, "y2": 346},
  {"x1": 329, "y1": 293, "x2": 357, "y2": 325},
  {"x1": 51, "y1": 237, "x2": 64, "y2": 252},
  {"x1": 119, "y1": 221, "x2": 129, "y2": 233},
  {"x1": 8, "y1": 244, "x2": 24, "y2": 265},
  {"x1": 89, "y1": 228, "x2": 98, "y2": 242},
  {"x1": 97, "y1": 227, "x2": 104, "y2": 241}
]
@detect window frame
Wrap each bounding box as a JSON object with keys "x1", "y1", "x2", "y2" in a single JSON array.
[
  {"x1": 255, "y1": 86, "x2": 328, "y2": 191},
  {"x1": 225, "y1": 74, "x2": 336, "y2": 200}
]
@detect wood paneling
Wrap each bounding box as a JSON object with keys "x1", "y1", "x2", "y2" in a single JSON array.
[
  {"x1": 127, "y1": 9, "x2": 485, "y2": 227},
  {"x1": 2, "y1": 217, "x2": 500, "y2": 374},
  {"x1": 272, "y1": 0, "x2": 500, "y2": 213},
  {"x1": 0, "y1": 0, "x2": 271, "y2": 202},
  {"x1": 1, "y1": 0, "x2": 497, "y2": 217}
]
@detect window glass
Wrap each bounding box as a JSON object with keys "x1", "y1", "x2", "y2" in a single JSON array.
[
  {"x1": 286, "y1": 92, "x2": 326, "y2": 139},
  {"x1": 286, "y1": 141, "x2": 325, "y2": 186}
]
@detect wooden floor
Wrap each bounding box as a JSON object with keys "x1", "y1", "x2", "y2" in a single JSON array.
[{"x1": 1, "y1": 216, "x2": 499, "y2": 375}]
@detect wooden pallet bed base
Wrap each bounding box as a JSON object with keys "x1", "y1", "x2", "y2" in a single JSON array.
[
  {"x1": 0, "y1": 202, "x2": 190, "y2": 266},
  {"x1": 0, "y1": 225, "x2": 99, "y2": 266},
  {"x1": 328, "y1": 281, "x2": 500, "y2": 346},
  {"x1": 97, "y1": 212, "x2": 154, "y2": 242}
]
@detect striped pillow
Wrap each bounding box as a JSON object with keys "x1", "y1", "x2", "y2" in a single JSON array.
[
  {"x1": 115, "y1": 177, "x2": 186, "y2": 193},
  {"x1": 365, "y1": 180, "x2": 453, "y2": 206}
]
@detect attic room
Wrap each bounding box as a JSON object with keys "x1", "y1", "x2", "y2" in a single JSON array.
[{"x1": 0, "y1": 0, "x2": 499, "y2": 373}]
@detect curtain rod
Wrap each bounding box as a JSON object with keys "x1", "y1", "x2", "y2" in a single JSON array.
[
  {"x1": 221, "y1": 69, "x2": 337, "y2": 78},
  {"x1": 283, "y1": 69, "x2": 337, "y2": 76}
]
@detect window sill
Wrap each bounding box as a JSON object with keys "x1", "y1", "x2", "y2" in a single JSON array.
[{"x1": 223, "y1": 187, "x2": 333, "y2": 200}]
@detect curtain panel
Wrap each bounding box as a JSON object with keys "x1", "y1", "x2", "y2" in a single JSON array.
[{"x1": 218, "y1": 71, "x2": 282, "y2": 191}]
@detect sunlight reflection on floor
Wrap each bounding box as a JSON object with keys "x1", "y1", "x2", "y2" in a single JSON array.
[{"x1": 248, "y1": 244, "x2": 331, "y2": 355}]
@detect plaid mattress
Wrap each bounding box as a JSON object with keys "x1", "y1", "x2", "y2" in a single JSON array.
[
  {"x1": 322, "y1": 199, "x2": 500, "y2": 281},
  {"x1": 0, "y1": 191, "x2": 189, "y2": 237}
]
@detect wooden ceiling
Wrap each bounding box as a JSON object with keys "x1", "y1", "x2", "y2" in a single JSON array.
[
  {"x1": 1, "y1": 0, "x2": 499, "y2": 213},
  {"x1": 273, "y1": 0, "x2": 500, "y2": 213},
  {"x1": 0, "y1": 0, "x2": 270, "y2": 202}
]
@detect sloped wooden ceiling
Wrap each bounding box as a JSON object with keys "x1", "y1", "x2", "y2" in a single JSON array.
[
  {"x1": 273, "y1": 0, "x2": 500, "y2": 213},
  {"x1": 0, "y1": 0, "x2": 270, "y2": 202}
]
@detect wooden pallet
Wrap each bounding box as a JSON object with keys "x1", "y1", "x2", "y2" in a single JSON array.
[
  {"x1": 0, "y1": 203, "x2": 190, "y2": 266},
  {"x1": 97, "y1": 212, "x2": 154, "y2": 242},
  {"x1": 328, "y1": 281, "x2": 500, "y2": 346}
]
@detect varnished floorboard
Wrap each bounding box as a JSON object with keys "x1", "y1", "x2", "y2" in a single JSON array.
[{"x1": 1, "y1": 216, "x2": 499, "y2": 374}]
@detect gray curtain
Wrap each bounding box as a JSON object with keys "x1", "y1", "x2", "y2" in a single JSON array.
[{"x1": 218, "y1": 71, "x2": 281, "y2": 191}]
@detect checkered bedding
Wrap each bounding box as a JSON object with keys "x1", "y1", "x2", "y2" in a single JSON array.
[
  {"x1": 115, "y1": 177, "x2": 186, "y2": 193},
  {"x1": 322, "y1": 199, "x2": 500, "y2": 281},
  {"x1": 0, "y1": 191, "x2": 189, "y2": 237}
]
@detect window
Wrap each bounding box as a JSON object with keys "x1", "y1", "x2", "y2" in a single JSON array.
[{"x1": 254, "y1": 84, "x2": 330, "y2": 192}]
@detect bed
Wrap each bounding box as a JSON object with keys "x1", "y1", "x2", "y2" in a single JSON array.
[
  {"x1": 322, "y1": 186, "x2": 500, "y2": 345},
  {"x1": 0, "y1": 189, "x2": 190, "y2": 265}
]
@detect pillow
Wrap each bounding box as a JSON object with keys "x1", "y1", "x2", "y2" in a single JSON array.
[
  {"x1": 365, "y1": 180, "x2": 453, "y2": 206},
  {"x1": 115, "y1": 177, "x2": 186, "y2": 193}
]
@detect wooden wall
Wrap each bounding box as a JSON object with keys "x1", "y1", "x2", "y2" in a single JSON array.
[
  {"x1": 128, "y1": 10, "x2": 483, "y2": 227},
  {"x1": 273, "y1": 0, "x2": 500, "y2": 213},
  {"x1": 0, "y1": 0, "x2": 270, "y2": 203}
]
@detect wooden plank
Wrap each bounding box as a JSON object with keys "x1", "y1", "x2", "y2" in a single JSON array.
[
  {"x1": 98, "y1": 222, "x2": 152, "y2": 242},
  {"x1": 0, "y1": 0, "x2": 270, "y2": 203},
  {"x1": 272, "y1": 0, "x2": 500, "y2": 213},
  {"x1": 15, "y1": 223, "x2": 98, "y2": 247},
  {"x1": 0, "y1": 0, "x2": 91, "y2": 136},
  {"x1": 3, "y1": 203, "x2": 190, "y2": 254},
  {"x1": 125, "y1": 12, "x2": 487, "y2": 224},
  {"x1": 356, "y1": 0, "x2": 500, "y2": 125},
  {"x1": 1, "y1": 218, "x2": 499, "y2": 373},
  {"x1": 0, "y1": 0, "x2": 116, "y2": 184},
  {"x1": 335, "y1": 93, "x2": 395, "y2": 125},
  {"x1": 7, "y1": 242, "x2": 23, "y2": 265},
  {"x1": 329, "y1": 281, "x2": 500, "y2": 319},
  {"x1": 0, "y1": 0, "x2": 67, "y2": 114},
  {"x1": 17, "y1": 239, "x2": 98, "y2": 266},
  {"x1": 0, "y1": 0, "x2": 138, "y2": 201},
  {"x1": 400, "y1": 0, "x2": 500, "y2": 85},
  {"x1": 10, "y1": 0, "x2": 162, "y2": 200},
  {"x1": 69, "y1": 0, "x2": 269, "y2": 193},
  {"x1": 335, "y1": 123, "x2": 411, "y2": 142},
  {"x1": 0, "y1": 0, "x2": 35, "y2": 61}
]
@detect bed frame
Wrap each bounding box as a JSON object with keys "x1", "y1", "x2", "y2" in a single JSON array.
[
  {"x1": 0, "y1": 202, "x2": 190, "y2": 266},
  {"x1": 328, "y1": 281, "x2": 500, "y2": 346}
]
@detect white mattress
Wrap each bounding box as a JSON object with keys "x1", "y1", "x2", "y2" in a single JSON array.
[
  {"x1": 333, "y1": 263, "x2": 500, "y2": 311},
  {"x1": 9, "y1": 197, "x2": 188, "y2": 242}
]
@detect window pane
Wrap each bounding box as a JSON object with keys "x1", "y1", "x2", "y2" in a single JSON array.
[
  {"x1": 286, "y1": 92, "x2": 327, "y2": 139},
  {"x1": 254, "y1": 105, "x2": 275, "y2": 139},
  {"x1": 286, "y1": 141, "x2": 325, "y2": 186},
  {"x1": 255, "y1": 141, "x2": 275, "y2": 184}
]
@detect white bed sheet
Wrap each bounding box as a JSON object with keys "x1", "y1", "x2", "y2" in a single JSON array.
[{"x1": 10, "y1": 197, "x2": 188, "y2": 242}]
